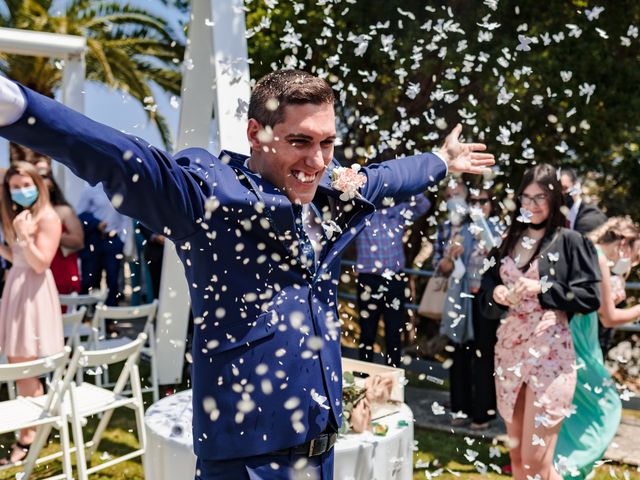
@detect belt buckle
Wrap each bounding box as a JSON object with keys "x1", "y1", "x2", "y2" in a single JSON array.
[{"x1": 308, "y1": 435, "x2": 328, "y2": 456}]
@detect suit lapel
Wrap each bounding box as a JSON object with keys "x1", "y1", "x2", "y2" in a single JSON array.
[
  {"x1": 223, "y1": 152, "x2": 375, "y2": 275},
  {"x1": 224, "y1": 152, "x2": 298, "y2": 258}
]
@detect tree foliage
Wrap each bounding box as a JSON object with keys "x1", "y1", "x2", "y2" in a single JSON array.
[
  {"x1": 0, "y1": 0, "x2": 185, "y2": 149},
  {"x1": 245, "y1": 0, "x2": 639, "y2": 215}
]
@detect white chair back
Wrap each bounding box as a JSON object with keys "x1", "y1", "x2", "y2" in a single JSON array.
[
  {"x1": 62, "y1": 307, "x2": 87, "y2": 348},
  {"x1": 59, "y1": 289, "x2": 108, "y2": 312},
  {"x1": 0, "y1": 348, "x2": 70, "y2": 383},
  {"x1": 75, "y1": 333, "x2": 147, "y2": 370},
  {"x1": 92, "y1": 300, "x2": 158, "y2": 324}
]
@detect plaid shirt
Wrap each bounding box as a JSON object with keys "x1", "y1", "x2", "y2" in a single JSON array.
[{"x1": 355, "y1": 195, "x2": 431, "y2": 274}]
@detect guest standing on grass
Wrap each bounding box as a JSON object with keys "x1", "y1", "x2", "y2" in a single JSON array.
[
  {"x1": 0, "y1": 162, "x2": 63, "y2": 465},
  {"x1": 554, "y1": 217, "x2": 640, "y2": 478},
  {"x1": 355, "y1": 193, "x2": 430, "y2": 367},
  {"x1": 480, "y1": 163, "x2": 601, "y2": 480}
]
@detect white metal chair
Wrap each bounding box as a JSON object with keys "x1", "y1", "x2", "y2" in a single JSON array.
[
  {"x1": 0, "y1": 354, "x2": 17, "y2": 400},
  {"x1": 62, "y1": 307, "x2": 88, "y2": 349},
  {"x1": 62, "y1": 334, "x2": 147, "y2": 480},
  {"x1": 0, "y1": 348, "x2": 73, "y2": 480},
  {"x1": 58, "y1": 290, "x2": 109, "y2": 313},
  {"x1": 60, "y1": 290, "x2": 108, "y2": 345},
  {"x1": 88, "y1": 300, "x2": 159, "y2": 402}
]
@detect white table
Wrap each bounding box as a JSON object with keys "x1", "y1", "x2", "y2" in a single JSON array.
[{"x1": 143, "y1": 389, "x2": 413, "y2": 480}]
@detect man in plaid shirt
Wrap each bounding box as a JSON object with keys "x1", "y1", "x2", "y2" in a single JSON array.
[{"x1": 355, "y1": 194, "x2": 431, "y2": 366}]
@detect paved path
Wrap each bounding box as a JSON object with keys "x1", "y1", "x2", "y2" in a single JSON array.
[{"x1": 404, "y1": 386, "x2": 640, "y2": 466}]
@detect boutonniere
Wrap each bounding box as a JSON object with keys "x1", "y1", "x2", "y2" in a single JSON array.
[{"x1": 331, "y1": 164, "x2": 367, "y2": 201}]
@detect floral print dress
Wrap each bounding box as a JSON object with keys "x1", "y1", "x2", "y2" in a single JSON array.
[{"x1": 494, "y1": 256, "x2": 577, "y2": 426}]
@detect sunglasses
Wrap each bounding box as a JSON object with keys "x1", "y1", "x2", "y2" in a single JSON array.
[{"x1": 469, "y1": 198, "x2": 490, "y2": 205}]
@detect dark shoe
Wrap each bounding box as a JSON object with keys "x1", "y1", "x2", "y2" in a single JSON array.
[{"x1": 0, "y1": 441, "x2": 31, "y2": 465}]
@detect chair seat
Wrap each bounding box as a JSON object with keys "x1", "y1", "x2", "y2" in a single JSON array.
[
  {"x1": 0, "y1": 398, "x2": 57, "y2": 433},
  {"x1": 31, "y1": 383, "x2": 133, "y2": 417}
]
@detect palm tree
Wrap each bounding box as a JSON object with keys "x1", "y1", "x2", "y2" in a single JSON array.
[{"x1": 0, "y1": 0, "x2": 185, "y2": 150}]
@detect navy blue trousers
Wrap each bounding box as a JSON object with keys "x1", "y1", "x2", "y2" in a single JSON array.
[
  {"x1": 195, "y1": 450, "x2": 334, "y2": 479},
  {"x1": 79, "y1": 234, "x2": 124, "y2": 306},
  {"x1": 357, "y1": 272, "x2": 407, "y2": 367}
]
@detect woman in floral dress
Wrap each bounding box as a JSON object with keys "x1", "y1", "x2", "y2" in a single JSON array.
[{"x1": 480, "y1": 164, "x2": 601, "y2": 480}]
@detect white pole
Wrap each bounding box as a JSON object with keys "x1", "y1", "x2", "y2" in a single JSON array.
[
  {"x1": 155, "y1": 0, "x2": 250, "y2": 386},
  {"x1": 59, "y1": 52, "x2": 88, "y2": 208}
]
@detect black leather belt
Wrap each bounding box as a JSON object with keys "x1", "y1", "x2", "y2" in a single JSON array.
[{"x1": 271, "y1": 432, "x2": 338, "y2": 457}]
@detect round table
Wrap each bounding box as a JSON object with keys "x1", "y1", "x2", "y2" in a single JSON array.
[{"x1": 143, "y1": 389, "x2": 414, "y2": 480}]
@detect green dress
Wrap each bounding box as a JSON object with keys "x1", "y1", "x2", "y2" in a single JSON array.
[{"x1": 554, "y1": 310, "x2": 622, "y2": 478}]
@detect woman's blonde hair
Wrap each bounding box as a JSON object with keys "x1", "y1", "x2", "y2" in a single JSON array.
[
  {"x1": 1, "y1": 161, "x2": 51, "y2": 244},
  {"x1": 588, "y1": 216, "x2": 639, "y2": 245}
]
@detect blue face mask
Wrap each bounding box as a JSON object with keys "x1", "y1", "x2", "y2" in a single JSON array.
[{"x1": 11, "y1": 186, "x2": 39, "y2": 207}]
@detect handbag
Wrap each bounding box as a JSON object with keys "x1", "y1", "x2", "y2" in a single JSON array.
[{"x1": 418, "y1": 274, "x2": 449, "y2": 320}]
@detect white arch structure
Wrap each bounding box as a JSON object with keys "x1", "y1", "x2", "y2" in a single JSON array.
[
  {"x1": 0, "y1": 27, "x2": 88, "y2": 207},
  {"x1": 0, "y1": 0, "x2": 251, "y2": 385}
]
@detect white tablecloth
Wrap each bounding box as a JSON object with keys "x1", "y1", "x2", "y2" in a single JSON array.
[{"x1": 143, "y1": 390, "x2": 413, "y2": 480}]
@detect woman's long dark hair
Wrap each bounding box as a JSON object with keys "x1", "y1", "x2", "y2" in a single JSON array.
[
  {"x1": 499, "y1": 163, "x2": 566, "y2": 258},
  {"x1": 42, "y1": 172, "x2": 70, "y2": 207}
]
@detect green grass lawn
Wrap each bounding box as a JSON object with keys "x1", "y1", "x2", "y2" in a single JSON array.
[
  {"x1": 413, "y1": 427, "x2": 640, "y2": 480},
  {"x1": 3, "y1": 420, "x2": 639, "y2": 479}
]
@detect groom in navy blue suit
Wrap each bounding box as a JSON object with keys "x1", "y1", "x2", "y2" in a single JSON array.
[{"x1": 0, "y1": 69, "x2": 493, "y2": 479}]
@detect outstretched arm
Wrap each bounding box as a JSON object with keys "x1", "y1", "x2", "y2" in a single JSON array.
[
  {"x1": 359, "y1": 125, "x2": 494, "y2": 208},
  {"x1": 0, "y1": 78, "x2": 212, "y2": 241}
]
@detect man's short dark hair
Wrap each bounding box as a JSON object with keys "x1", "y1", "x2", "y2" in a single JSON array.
[{"x1": 248, "y1": 70, "x2": 335, "y2": 127}]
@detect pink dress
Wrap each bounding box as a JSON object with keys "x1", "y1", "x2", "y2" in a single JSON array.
[
  {"x1": 495, "y1": 257, "x2": 576, "y2": 426},
  {"x1": 0, "y1": 243, "x2": 63, "y2": 357}
]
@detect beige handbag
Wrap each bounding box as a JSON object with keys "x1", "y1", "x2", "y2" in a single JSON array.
[{"x1": 418, "y1": 275, "x2": 448, "y2": 320}]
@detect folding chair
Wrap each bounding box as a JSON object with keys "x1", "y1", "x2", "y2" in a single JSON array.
[
  {"x1": 62, "y1": 334, "x2": 147, "y2": 480},
  {"x1": 0, "y1": 348, "x2": 73, "y2": 480},
  {"x1": 62, "y1": 307, "x2": 88, "y2": 349},
  {"x1": 60, "y1": 290, "x2": 108, "y2": 345},
  {"x1": 88, "y1": 300, "x2": 159, "y2": 402},
  {"x1": 59, "y1": 290, "x2": 109, "y2": 314},
  {"x1": 0, "y1": 354, "x2": 17, "y2": 400}
]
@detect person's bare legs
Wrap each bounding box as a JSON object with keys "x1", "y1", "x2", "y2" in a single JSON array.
[
  {"x1": 519, "y1": 384, "x2": 563, "y2": 480},
  {"x1": 5, "y1": 356, "x2": 43, "y2": 463},
  {"x1": 504, "y1": 385, "x2": 526, "y2": 479}
]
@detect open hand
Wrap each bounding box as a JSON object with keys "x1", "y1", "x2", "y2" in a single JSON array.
[{"x1": 439, "y1": 124, "x2": 494, "y2": 175}]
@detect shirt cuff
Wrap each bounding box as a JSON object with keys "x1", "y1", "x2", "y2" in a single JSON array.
[
  {"x1": 431, "y1": 150, "x2": 449, "y2": 176},
  {"x1": 0, "y1": 76, "x2": 26, "y2": 127}
]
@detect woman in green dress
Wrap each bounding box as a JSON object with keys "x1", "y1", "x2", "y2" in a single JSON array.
[{"x1": 555, "y1": 217, "x2": 640, "y2": 478}]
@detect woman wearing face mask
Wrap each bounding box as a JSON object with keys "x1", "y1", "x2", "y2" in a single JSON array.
[
  {"x1": 480, "y1": 164, "x2": 601, "y2": 480},
  {"x1": 0, "y1": 161, "x2": 63, "y2": 465},
  {"x1": 554, "y1": 217, "x2": 640, "y2": 478},
  {"x1": 435, "y1": 182, "x2": 503, "y2": 428}
]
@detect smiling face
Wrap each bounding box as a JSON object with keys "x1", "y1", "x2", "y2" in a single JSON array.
[
  {"x1": 247, "y1": 103, "x2": 336, "y2": 204},
  {"x1": 521, "y1": 182, "x2": 550, "y2": 224}
]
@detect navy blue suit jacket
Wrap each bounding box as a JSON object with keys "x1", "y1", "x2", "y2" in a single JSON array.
[{"x1": 0, "y1": 86, "x2": 447, "y2": 460}]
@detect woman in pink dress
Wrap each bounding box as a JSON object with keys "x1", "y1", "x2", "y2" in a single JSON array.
[
  {"x1": 480, "y1": 164, "x2": 601, "y2": 479},
  {"x1": 0, "y1": 161, "x2": 63, "y2": 465}
]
